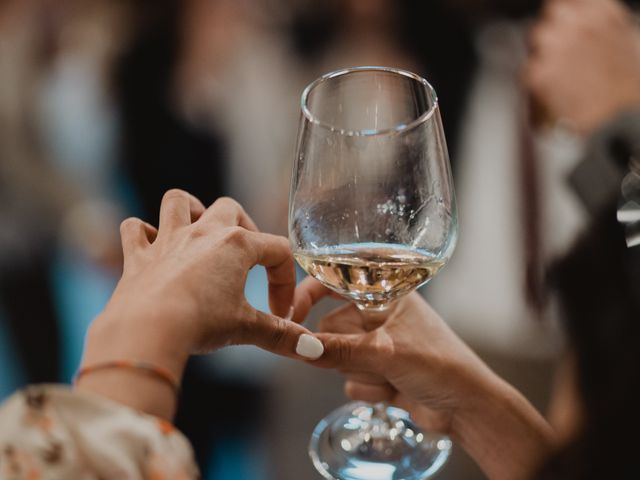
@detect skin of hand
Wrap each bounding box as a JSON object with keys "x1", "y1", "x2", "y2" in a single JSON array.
[
  {"x1": 294, "y1": 279, "x2": 555, "y2": 480},
  {"x1": 525, "y1": 0, "x2": 640, "y2": 134},
  {"x1": 77, "y1": 190, "x2": 321, "y2": 419}
]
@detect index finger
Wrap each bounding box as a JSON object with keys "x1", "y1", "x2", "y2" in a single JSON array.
[{"x1": 246, "y1": 232, "x2": 296, "y2": 319}]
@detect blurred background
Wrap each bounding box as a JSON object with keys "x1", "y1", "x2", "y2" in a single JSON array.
[{"x1": 0, "y1": 0, "x2": 628, "y2": 478}]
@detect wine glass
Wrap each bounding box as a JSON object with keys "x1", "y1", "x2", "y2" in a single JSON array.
[{"x1": 289, "y1": 67, "x2": 458, "y2": 480}]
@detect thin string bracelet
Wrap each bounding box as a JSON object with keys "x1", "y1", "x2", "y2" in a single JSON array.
[{"x1": 75, "y1": 360, "x2": 181, "y2": 397}]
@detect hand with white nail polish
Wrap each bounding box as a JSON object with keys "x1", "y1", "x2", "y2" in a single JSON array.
[
  {"x1": 294, "y1": 279, "x2": 492, "y2": 433},
  {"x1": 79, "y1": 190, "x2": 321, "y2": 419},
  {"x1": 294, "y1": 278, "x2": 554, "y2": 480}
]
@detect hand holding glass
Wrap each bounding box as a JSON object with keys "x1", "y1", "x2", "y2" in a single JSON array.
[{"x1": 289, "y1": 67, "x2": 458, "y2": 480}]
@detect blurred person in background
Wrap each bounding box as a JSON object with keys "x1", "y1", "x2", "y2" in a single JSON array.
[
  {"x1": 527, "y1": 0, "x2": 640, "y2": 135},
  {"x1": 0, "y1": 0, "x2": 127, "y2": 391},
  {"x1": 116, "y1": 0, "x2": 227, "y2": 222},
  {"x1": 424, "y1": 0, "x2": 639, "y2": 357},
  {"x1": 0, "y1": 0, "x2": 64, "y2": 388},
  {"x1": 417, "y1": 0, "x2": 569, "y2": 359},
  {"x1": 526, "y1": 0, "x2": 640, "y2": 234}
]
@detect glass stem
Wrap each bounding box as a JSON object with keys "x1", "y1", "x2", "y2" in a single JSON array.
[
  {"x1": 361, "y1": 402, "x2": 395, "y2": 447},
  {"x1": 372, "y1": 402, "x2": 391, "y2": 423}
]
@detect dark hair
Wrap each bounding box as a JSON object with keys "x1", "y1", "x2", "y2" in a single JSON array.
[
  {"x1": 114, "y1": 0, "x2": 227, "y2": 222},
  {"x1": 538, "y1": 204, "x2": 640, "y2": 479}
]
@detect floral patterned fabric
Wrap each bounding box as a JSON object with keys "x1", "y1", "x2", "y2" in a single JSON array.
[{"x1": 0, "y1": 385, "x2": 199, "y2": 480}]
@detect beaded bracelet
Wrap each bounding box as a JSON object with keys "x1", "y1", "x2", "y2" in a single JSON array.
[{"x1": 75, "y1": 360, "x2": 181, "y2": 396}]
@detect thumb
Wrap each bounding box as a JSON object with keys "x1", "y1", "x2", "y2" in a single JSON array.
[{"x1": 239, "y1": 306, "x2": 325, "y2": 360}]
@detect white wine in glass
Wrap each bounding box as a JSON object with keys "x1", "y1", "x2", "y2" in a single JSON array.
[
  {"x1": 289, "y1": 67, "x2": 458, "y2": 480},
  {"x1": 294, "y1": 244, "x2": 445, "y2": 311}
]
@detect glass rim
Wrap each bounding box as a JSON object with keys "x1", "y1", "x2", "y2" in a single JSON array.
[{"x1": 301, "y1": 66, "x2": 439, "y2": 137}]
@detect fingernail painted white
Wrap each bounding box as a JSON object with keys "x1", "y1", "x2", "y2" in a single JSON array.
[{"x1": 296, "y1": 334, "x2": 324, "y2": 360}]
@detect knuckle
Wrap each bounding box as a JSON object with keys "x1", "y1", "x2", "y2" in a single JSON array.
[
  {"x1": 214, "y1": 196, "x2": 241, "y2": 212},
  {"x1": 277, "y1": 235, "x2": 291, "y2": 251},
  {"x1": 188, "y1": 224, "x2": 207, "y2": 240},
  {"x1": 120, "y1": 217, "x2": 141, "y2": 235},
  {"x1": 162, "y1": 188, "x2": 188, "y2": 202},
  {"x1": 335, "y1": 338, "x2": 353, "y2": 363},
  {"x1": 344, "y1": 382, "x2": 358, "y2": 399},
  {"x1": 377, "y1": 342, "x2": 393, "y2": 359},
  {"x1": 367, "y1": 337, "x2": 395, "y2": 374},
  {"x1": 268, "y1": 317, "x2": 288, "y2": 350},
  {"x1": 376, "y1": 341, "x2": 395, "y2": 363},
  {"x1": 222, "y1": 226, "x2": 249, "y2": 248}
]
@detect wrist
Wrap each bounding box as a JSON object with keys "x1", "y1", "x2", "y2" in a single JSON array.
[
  {"x1": 451, "y1": 374, "x2": 554, "y2": 480},
  {"x1": 83, "y1": 308, "x2": 191, "y2": 377},
  {"x1": 76, "y1": 308, "x2": 191, "y2": 420}
]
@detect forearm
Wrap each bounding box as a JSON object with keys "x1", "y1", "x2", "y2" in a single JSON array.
[
  {"x1": 451, "y1": 376, "x2": 555, "y2": 480},
  {"x1": 75, "y1": 310, "x2": 190, "y2": 420}
]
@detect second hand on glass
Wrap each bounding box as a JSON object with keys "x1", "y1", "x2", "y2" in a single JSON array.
[{"x1": 289, "y1": 67, "x2": 458, "y2": 480}]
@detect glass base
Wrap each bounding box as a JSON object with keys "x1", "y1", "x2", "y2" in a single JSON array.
[{"x1": 309, "y1": 402, "x2": 452, "y2": 480}]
